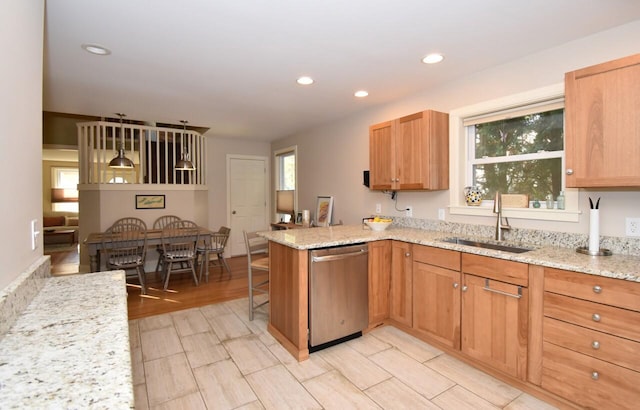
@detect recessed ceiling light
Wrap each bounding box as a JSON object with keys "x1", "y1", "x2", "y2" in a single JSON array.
[
  {"x1": 422, "y1": 53, "x2": 444, "y2": 64},
  {"x1": 354, "y1": 90, "x2": 369, "y2": 98},
  {"x1": 296, "y1": 76, "x2": 314, "y2": 85},
  {"x1": 81, "y1": 43, "x2": 111, "y2": 56}
]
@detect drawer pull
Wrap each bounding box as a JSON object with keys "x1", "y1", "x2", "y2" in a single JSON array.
[
  {"x1": 483, "y1": 279, "x2": 522, "y2": 299},
  {"x1": 462, "y1": 285, "x2": 468, "y2": 292},
  {"x1": 453, "y1": 282, "x2": 459, "y2": 289},
  {"x1": 593, "y1": 285, "x2": 602, "y2": 294},
  {"x1": 405, "y1": 252, "x2": 411, "y2": 257},
  {"x1": 591, "y1": 371, "x2": 599, "y2": 381},
  {"x1": 591, "y1": 341, "x2": 600, "y2": 350},
  {"x1": 592, "y1": 313, "x2": 601, "y2": 322}
]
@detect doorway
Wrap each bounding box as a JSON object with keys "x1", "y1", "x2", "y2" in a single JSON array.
[{"x1": 227, "y1": 155, "x2": 269, "y2": 256}]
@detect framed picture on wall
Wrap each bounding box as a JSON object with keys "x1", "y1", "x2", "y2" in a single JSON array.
[
  {"x1": 135, "y1": 195, "x2": 165, "y2": 209},
  {"x1": 315, "y1": 196, "x2": 333, "y2": 227}
]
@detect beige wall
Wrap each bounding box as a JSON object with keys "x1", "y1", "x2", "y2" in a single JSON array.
[
  {"x1": 0, "y1": 0, "x2": 44, "y2": 290},
  {"x1": 274, "y1": 20, "x2": 640, "y2": 238}
]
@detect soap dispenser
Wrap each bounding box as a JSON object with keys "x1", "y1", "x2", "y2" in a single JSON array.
[{"x1": 556, "y1": 191, "x2": 565, "y2": 210}]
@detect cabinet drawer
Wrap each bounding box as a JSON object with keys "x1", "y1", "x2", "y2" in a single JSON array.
[
  {"x1": 543, "y1": 317, "x2": 640, "y2": 372},
  {"x1": 413, "y1": 245, "x2": 460, "y2": 271},
  {"x1": 545, "y1": 267, "x2": 640, "y2": 312},
  {"x1": 544, "y1": 292, "x2": 640, "y2": 342},
  {"x1": 461, "y1": 253, "x2": 528, "y2": 287},
  {"x1": 541, "y1": 342, "x2": 640, "y2": 409}
]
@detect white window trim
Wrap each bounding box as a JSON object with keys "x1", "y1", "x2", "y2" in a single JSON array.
[
  {"x1": 449, "y1": 83, "x2": 581, "y2": 222},
  {"x1": 273, "y1": 145, "x2": 298, "y2": 219}
]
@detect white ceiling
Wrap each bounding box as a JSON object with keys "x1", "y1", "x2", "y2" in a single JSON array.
[{"x1": 43, "y1": 1, "x2": 640, "y2": 142}]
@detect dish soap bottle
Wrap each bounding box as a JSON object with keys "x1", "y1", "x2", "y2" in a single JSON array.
[{"x1": 557, "y1": 191, "x2": 565, "y2": 210}]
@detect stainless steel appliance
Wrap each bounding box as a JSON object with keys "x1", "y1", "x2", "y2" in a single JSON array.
[{"x1": 308, "y1": 243, "x2": 369, "y2": 351}]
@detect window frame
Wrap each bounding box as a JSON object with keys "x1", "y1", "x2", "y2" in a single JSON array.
[
  {"x1": 449, "y1": 83, "x2": 580, "y2": 222},
  {"x1": 51, "y1": 166, "x2": 79, "y2": 212},
  {"x1": 273, "y1": 145, "x2": 297, "y2": 221}
]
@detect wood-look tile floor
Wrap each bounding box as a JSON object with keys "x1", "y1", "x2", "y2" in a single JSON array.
[
  {"x1": 129, "y1": 298, "x2": 559, "y2": 410},
  {"x1": 48, "y1": 246, "x2": 558, "y2": 409}
]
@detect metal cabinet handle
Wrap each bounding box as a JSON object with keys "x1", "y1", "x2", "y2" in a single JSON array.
[
  {"x1": 592, "y1": 313, "x2": 601, "y2": 322},
  {"x1": 566, "y1": 168, "x2": 574, "y2": 175},
  {"x1": 405, "y1": 252, "x2": 411, "y2": 257},
  {"x1": 592, "y1": 341, "x2": 600, "y2": 350},
  {"x1": 591, "y1": 371, "x2": 599, "y2": 381},
  {"x1": 482, "y1": 278, "x2": 522, "y2": 299},
  {"x1": 462, "y1": 285, "x2": 468, "y2": 292},
  {"x1": 593, "y1": 285, "x2": 602, "y2": 294},
  {"x1": 453, "y1": 282, "x2": 459, "y2": 289}
]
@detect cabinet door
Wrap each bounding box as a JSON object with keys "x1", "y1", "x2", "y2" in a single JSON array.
[
  {"x1": 368, "y1": 240, "x2": 391, "y2": 327},
  {"x1": 413, "y1": 261, "x2": 461, "y2": 349},
  {"x1": 461, "y1": 274, "x2": 528, "y2": 380},
  {"x1": 565, "y1": 53, "x2": 640, "y2": 187},
  {"x1": 396, "y1": 110, "x2": 449, "y2": 190},
  {"x1": 396, "y1": 112, "x2": 425, "y2": 189},
  {"x1": 369, "y1": 120, "x2": 396, "y2": 190},
  {"x1": 389, "y1": 241, "x2": 413, "y2": 326}
]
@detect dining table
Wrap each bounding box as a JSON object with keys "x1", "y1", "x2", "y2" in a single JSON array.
[{"x1": 84, "y1": 226, "x2": 215, "y2": 273}]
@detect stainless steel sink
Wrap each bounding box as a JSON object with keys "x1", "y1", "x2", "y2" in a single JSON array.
[{"x1": 440, "y1": 237, "x2": 533, "y2": 253}]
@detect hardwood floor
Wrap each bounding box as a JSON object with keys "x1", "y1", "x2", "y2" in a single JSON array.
[{"x1": 46, "y1": 246, "x2": 261, "y2": 320}]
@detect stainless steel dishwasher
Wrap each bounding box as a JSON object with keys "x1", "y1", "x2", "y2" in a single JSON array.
[{"x1": 308, "y1": 243, "x2": 369, "y2": 352}]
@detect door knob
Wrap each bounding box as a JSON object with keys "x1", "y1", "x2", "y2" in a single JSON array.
[
  {"x1": 566, "y1": 168, "x2": 574, "y2": 175},
  {"x1": 232, "y1": 211, "x2": 236, "y2": 215}
]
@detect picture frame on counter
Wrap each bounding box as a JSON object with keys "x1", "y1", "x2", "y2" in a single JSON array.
[
  {"x1": 315, "y1": 196, "x2": 333, "y2": 227},
  {"x1": 135, "y1": 195, "x2": 165, "y2": 209}
]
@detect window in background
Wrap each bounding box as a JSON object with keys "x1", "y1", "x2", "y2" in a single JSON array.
[
  {"x1": 465, "y1": 101, "x2": 564, "y2": 206},
  {"x1": 274, "y1": 147, "x2": 297, "y2": 221},
  {"x1": 51, "y1": 167, "x2": 79, "y2": 212}
]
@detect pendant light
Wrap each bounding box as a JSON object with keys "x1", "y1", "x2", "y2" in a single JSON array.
[
  {"x1": 175, "y1": 120, "x2": 196, "y2": 171},
  {"x1": 109, "y1": 113, "x2": 134, "y2": 169}
]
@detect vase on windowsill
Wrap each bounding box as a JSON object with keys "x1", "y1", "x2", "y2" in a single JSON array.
[{"x1": 464, "y1": 186, "x2": 483, "y2": 206}]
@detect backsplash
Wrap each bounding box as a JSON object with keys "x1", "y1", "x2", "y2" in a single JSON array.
[
  {"x1": 0, "y1": 256, "x2": 50, "y2": 339},
  {"x1": 392, "y1": 216, "x2": 640, "y2": 257}
]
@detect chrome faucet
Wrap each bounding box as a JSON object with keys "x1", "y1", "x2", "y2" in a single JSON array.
[{"x1": 493, "y1": 191, "x2": 511, "y2": 241}]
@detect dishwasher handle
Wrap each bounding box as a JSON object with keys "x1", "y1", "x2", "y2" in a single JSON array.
[{"x1": 311, "y1": 248, "x2": 368, "y2": 263}]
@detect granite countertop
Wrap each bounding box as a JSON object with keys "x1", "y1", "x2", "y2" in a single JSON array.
[
  {"x1": 259, "y1": 224, "x2": 640, "y2": 282},
  {"x1": 0, "y1": 271, "x2": 134, "y2": 409}
]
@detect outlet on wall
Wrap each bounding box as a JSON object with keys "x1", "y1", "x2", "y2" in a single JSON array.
[
  {"x1": 438, "y1": 208, "x2": 445, "y2": 220},
  {"x1": 376, "y1": 203, "x2": 382, "y2": 214},
  {"x1": 626, "y1": 217, "x2": 640, "y2": 236}
]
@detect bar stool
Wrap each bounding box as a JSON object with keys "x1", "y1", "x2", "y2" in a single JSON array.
[{"x1": 244, "y1": 231, "x2": 269, "y2": 320}]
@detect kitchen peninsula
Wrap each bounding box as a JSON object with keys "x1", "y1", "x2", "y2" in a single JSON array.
[{"x1": 259, "y1": 224, "x2": 640, "y2": 409}]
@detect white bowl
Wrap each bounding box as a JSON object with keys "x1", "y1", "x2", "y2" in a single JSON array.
[{"x1": 364, "y1": 220, "x2": 392, "y2": 231}]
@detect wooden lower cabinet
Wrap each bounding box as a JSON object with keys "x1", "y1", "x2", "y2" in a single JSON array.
[
  {"x1": 368, "y1": 240, "x2": 391, "y2": 327},
  {"x1": 461, "y1": 274, "x2": 528, "y2": 380},
  {"x1": 413, "y1": 260, "x2": 461, "y2": 349},
  {"x1": 541, "y1": 266, "x2": 640, "y2": 408},
  {"x1": 541, "y1": 342, "x2": 640, "y2": 409},
  {"x1": 389, "y1": 241, "x2": 413, "y2": 326}
]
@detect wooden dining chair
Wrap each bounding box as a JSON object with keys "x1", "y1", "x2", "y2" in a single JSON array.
[
  {"x1": 102, "y1": 222, "x2": 148, "y2": 294},
  {"x1": 160, "y1": 220, "x2": 200, "y2": 291},
  {"x1": 244, "y1": 230, "x2": 269, "y2": 320},
  {"x1": 197, "y1": 226, "x2": 231, "y2": 283},
  {"x1": 152, "y1": 215, "x2": 181, "y2": 274},
  {"x1": 111, "y1": 217, "x2": 147, "y2": 231}
]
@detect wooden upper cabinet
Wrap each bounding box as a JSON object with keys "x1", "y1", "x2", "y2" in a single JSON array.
[
  {"x1": 565, "y1": 53, "x2": 640, "y2": 187},
  {"x1": 369, "y1": 110, "x2": 449, "y2": 191}
]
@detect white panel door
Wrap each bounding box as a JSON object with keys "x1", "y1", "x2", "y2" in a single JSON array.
[{"x1": 228, "y1": 156, "x2": 268, "y2": 256}]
